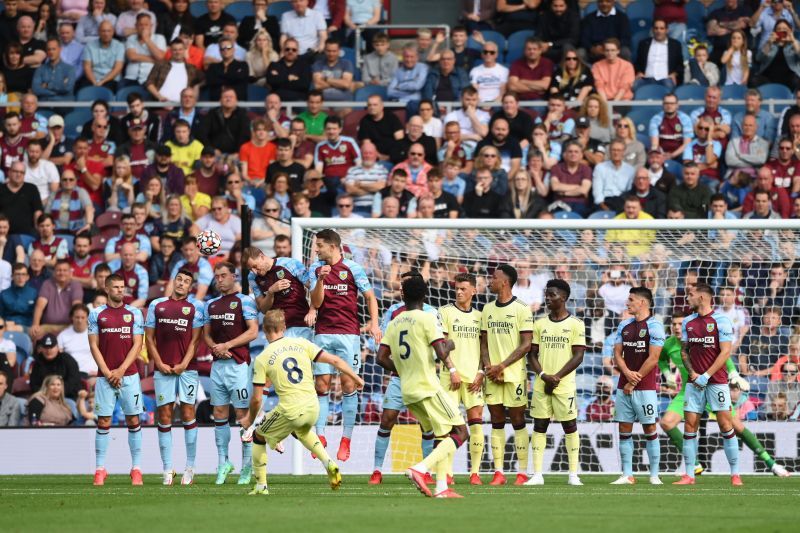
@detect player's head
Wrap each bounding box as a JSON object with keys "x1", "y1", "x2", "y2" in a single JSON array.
[
  {"x1": 670, "y1": 313, "x2": 685, "y2": 337},
  {"x1": 490, "y1": 264, "x2": 517, "y2": 294},
  {"x1": 172, "y1": 269, "x2": 195, "y2": 298},
  {"x1": 105, "y1": 274, "x2": 125, "y2": 304},
  {"x1": 454, "y1": 272, "x2": 477, "y2": 307},
  {"x1": 315, "y1": 229, "x2": 341, "y2": 263},
  {"x1": 213, "y1": 262, "x2": 237, "y2": 294},
  {"x1": 626, "y1": 286, "x2": 653, "y2": 316},
  {"x1": 242, "y1": 246, "x2": 269, "y2": 275},
  {"x1": 544, "y1": 279, "x2": 570, "y2": 311},
  {"x1": 262, "y1": 309, "x2": 287, "y2": 336},
  {"x1": 398, "y1": 269, "x2": 423, "y2": 298},
  {"x1": 688, "y1": 282, "x2": 714, "y2": 310},
  {"x1": 401, "y1": 274, "x2": 428, "y2": 307}
]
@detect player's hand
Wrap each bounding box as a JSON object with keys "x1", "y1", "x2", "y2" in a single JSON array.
[
  {"x1": 269, "y1": 279, "x2": 291, "y2": 293},
  {"x1": 449, "y1": 370, "x2": 462, "y2": 391},
  {"x1": 544, "y1": 382, "x2": 555, "y2": 395},
  {"x1": 729, "y1": 371, "x2": 750, "y2": 392},
  {"x1": 172, "y1": 362, "x2": 187, "y2": 375},
  {"x1": 354, "y1": 375, "x2": 365, "y2": 391},
  {"x1": 623, "y1": 382, "x2": 635, "y2": 395},
  {"x1": 693, "y1": 372, "x2": 710, "y2": 388},
  {"x1": 624, "y1": 370, "x2": 642, "y2": 386},
  {"x1": 540, "y1": 373, "x2": 560, "y2": 388},
  {"x1": 368, "y1": 322, "x2": 382, "y2": 344},
  {"x1": 468, "y1": 373, "x2": 484, "y2": 393},
  {"x1": 155, "y1": 361, "x2": 172, "y2": 375},
  {"x1": 486, "y1": 364, "x2": 504, "y2": 383},
  {"x1": 304, "y1": 308, "x2": 317, "y2": 327},
  {"x1": 107, "y1": 368, "x2": 123, "y2": 388},
  {"x1": 318, "y1": 265, "x2": 332, "y2": 278}
]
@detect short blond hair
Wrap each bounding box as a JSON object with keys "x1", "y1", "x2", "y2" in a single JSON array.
[{"x1": 263, "y1": 309, "x2": 286, "y2": 334}]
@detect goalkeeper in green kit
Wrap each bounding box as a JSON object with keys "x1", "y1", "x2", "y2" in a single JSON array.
[{"x1": 659, "y1": 314, "x2": 790, "y2": 477}]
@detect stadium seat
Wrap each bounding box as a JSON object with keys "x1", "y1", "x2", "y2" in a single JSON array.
[
  {"x1": 721, "y1": 84, "x2": 747, "y2": 100},
  {"x1": 506, "y1": 30, "x2": 535, "y2": 63},
  {"x1": 6, "y1": 331, "x2": 32, "y2": 361},
  {"x1": 343, "y1": 109, "x2": 367, "y2": 138},
  {"x1": 674, "y1": 84, "x2": 706, "y2": 101},
  {"x1": 12, "y1": 376, "x2": 30, "y2": 396},
  {"x1": 267, "y1": 0, "x2": 292, "y2": 18},
  {"x1": 664, "y1": 159, "x2": 683, "y2": 181},
  {"x1": 89, "y1": 234, "x2": 108, "y2": 254},
  {"x1": 247, "y1": 85, "x2": 269, "y2": 101},
  {"x1": 116, "y1": 84, "x2": 149, "y2": 102},
  {"x1": 630, "y1": 30, "x2": 650, "y2": 63},
  {"x1": 77, "y1": 85, "x2": 113, "y2": 103},
  {"x1": 634, "y1": 84, "x2": 670, "y2": 102},
  {"x1": 759, "y1": 83, "x2": 793, "y2": 101},
  {"x1": 96, "y1": 210, "x2": 122, "y2": 230},
  {"x1": 354, "y1": 85, "x2": 388, "y2": 101},
  {"x1": 627, "y1": 1, "x2": 654, "y2": 33},
  {"x1": 226, "y1": 1, "x2": 253, "y2": 21},
  {"x1": 147, "y1": 284, "x2": 166, "y2": 302},
  {"x1": 582, "y1": 2, "x2": 624, "y2": 17},
  {"x1": 636, "y1": 132, "x2": 651, "y2": 151},
  {"x1": 468, "y1": 30, "x2": 506, "y2": 53},
  {"x1": 341, "y1": 46, "x2": 356, "y2": 66},
  {"x1": 190, "y1": 1, "x2": 208, "y2": 17},
  {"x1": 588, "y1": 210, "x2": 615, "y2": 220},
  {"x1": 63, "y1": 109, "x2": 92, "y2": 139},
  {"x1": 626, "y1": 108, "x2": 656, "y2": 134},
  {"x1": 686, "y1": 1, "x2": 706, "y2": 28}
]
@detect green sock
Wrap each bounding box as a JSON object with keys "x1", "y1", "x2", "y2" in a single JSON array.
[
  {"x1": 666, "y1": 427, "x2": 684, "y2": 451},
  {"x1": 740, "y1": 428, "x2": 775, "y2": 467}
]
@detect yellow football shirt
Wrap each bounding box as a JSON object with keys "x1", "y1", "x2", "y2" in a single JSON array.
[
  {"x1": 382, "y1": 309, "x2": 445, "y2": 404},
  {"x1": 532, "y1": 314, "x2": 586, "y2": 392},
  {"x1": 253, "y1": 337, "x2": 321, "y2": 416},
  {"x1": 480, "y1": 297, "x2": 534, "y2": 384},
  {"x1": 439, "y1": 303, "x2": 482, "y2": 381}
]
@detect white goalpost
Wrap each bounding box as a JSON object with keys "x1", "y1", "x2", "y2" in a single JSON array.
[{"x1": 289, "y1": 217, "x2": 800, "y2": 476}]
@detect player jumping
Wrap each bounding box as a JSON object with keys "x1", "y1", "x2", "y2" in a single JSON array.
[
  {"x1": 674, "y1": 283, "x2": 741, "y2": 486},
  {"x1": 204, "y1": 262, "x2": 259, "y2": 485},
  {"x1": 377, "y1": 275, "x2": 468, "y2": 498},
  {"x1": 309, "y1": 229, "x2": 381, "y2": 462},
  {"x1": 243, "y1": 310, "x2": 365, "y2": 495},
  {"x1": 145, "y1": 269, "x2": 205, "y2": 485},
  {"x1": 89, "y1": 274, "x2": 145, "y2": 486},
  {"x1": 610, "y1": 287, "x2": 665, "y2": 485},
  {"x1": 482, "y1": 264, "x2": 533, "y2": 486},
  {"x1": 527, "y1": 279, "x2": 585, "y2": 486}
]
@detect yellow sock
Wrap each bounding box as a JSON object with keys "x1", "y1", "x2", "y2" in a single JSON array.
[
  {"x1": 531, "y1": 432, "x2": 547, "y2": 474},
  {"x1": 297, "y1": 430, "x2": 333, "y2": 466},
  {"x1": 565, "y1": 431, "x2": 580, "y2": 474},
  {"x1": 469, "y1": 423, "x2": 484, "y2": 475},
  {"x1": 514, "y1": 428, "x2": 529, "y2": 474},
  {"x1": 491, "y1": 428, "x2": 505, "y2": 472},
  {"x1": 253, "y1": 442, "x2": 268, "y2": 485},
  {"x1": 436, "y1": 450, "x2": 450, "y2": 492},
  {"x1": 420, "y1": 437, "x2": 456, "y2": 472}
]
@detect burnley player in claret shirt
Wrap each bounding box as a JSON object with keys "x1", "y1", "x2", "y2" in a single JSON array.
[
  {"x1": 88, "y1": 274, "x2": 145, "y2": 486},
  {"x1": 145, "y1": 269, "x2": 206, "y2": 486}
]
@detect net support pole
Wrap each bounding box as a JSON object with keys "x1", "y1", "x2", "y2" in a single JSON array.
[
  {"x1": 291, "y1": 219, "x2": 306, "y2": 476},
  {"x1": 240, "y1": 205, "x2": 251, "y2": 295}
]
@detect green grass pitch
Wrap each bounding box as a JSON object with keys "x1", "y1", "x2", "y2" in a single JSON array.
[{"x1": 2, "y1": 475, "x2": 799, "y2": 532}]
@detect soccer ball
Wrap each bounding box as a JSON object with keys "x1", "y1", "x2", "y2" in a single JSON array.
[{"x1": 196, "y1": 230, "x2": 222, "y2": 256}]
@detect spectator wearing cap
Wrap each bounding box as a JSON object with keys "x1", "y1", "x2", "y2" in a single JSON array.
[
  {"x1": 30, "y1": 259, "x2": 83, "y2": 339},
  {"x1": 646, "y1": 146, "x2": 677, "y2": 193},
  {"x1": 32, "y1": 37, "x2": 77, "y2": 101},
  {"x1": 43, "y1": 115, "x2": 74, "y2": 168},
  {"x1": 116, "y1": 118, "x2": 156, "y2": 180},
  {"x1": 579, "y1": 0, "x2": 632, "y2": 63},
  {"x1": 0, "y1": 263, "x2": 37, "y2": 329},
  {"x1": 633, "y1": 19, "x2": 684, "y2": 90},
  {"x1": 197, "y1": 87, "x2": 251, "y2": 157},
  {"x1": 649, "y1": 93, "x2": 693, "y2": 161},
  {"x1": 205, "y1": 36, "x2": 249, "y2": 101},
  {"x1": 164, "y1": 120, "x2": 204, "y2": 178},
  {"x1": 28, "y1": 333, "x2": 82, "y2": 401},
  {"x1": 122, "y1": 12, "x2": 166, "y2": 87},
  {"x1": 145, "y1": 38, "x2": 204, "y2": 105},
  {"x1": 572, "y1": 116, "x2": 606, "y2": 167},
  {"x1": 80, "y1": 20, "x2": 125, "y2": 91},
  {"x1": 141, "y1": 144, "x2": 186, "y2": 195},
  {"x1": 46, "y1": 169, "x2": 94, "y2": 234},
  {"x1": 592, "y1": 139, "x2": 635, "y2": 213}
]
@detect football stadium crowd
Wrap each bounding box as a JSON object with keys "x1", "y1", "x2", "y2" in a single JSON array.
[{"x1": 1, "y1": 0, "x2": 800, "y2": 428}]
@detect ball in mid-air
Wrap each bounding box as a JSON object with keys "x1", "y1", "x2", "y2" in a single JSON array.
[{"x1": 196, "y1": 229, "x2": 222, "y2": 256}]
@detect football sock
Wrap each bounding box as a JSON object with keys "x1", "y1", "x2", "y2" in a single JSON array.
[
  {"x1": 468, "y1": 421, "x2": 484, "y2": 475},
  {"x1": 666, "y1": 427, "x2": 684, "y2": 452},
  {"x1": 683, "y1": 431, "x2": 698, "y2": 478},
  {"x1": 157, "y1": 423, "x2": 172, "y2": 470},
  {"x1": 740, "y1": 428, "x2": 775, "y2": 467},
  {"x1": 214, "y1": 418, "x2": 230, "y2": 465},
  {"x1": 645, "y1": 431, "x2": 660, "y2": 477},
  {"x1": 491, "y1": 427, "x2": 505, "y2": 472},
  {"x1": 421, "y1": 430, "x2": 434, "y2": 458},
  {"x1": 435, "y1": 450, "x2": 450, "y2": 494},
  {"x1": 619, "y1": 432, "x2": 633, "y2": 478},
  {"x1": 565, "y1": 431, "x2": 580, "y2": 474},
  {"x1": 342, "y1": 391, "x2": 358, "y2": 439},
  {"x1": 531, "y1": 432, "x2": 546, "y2": 474},
  {"x1": 316, "y1": 392, "x2": 329, "y2": 436},
  {"x1": 242, "y1": 440, "x2": 253, "y2": 471},
  {"x1": 373, "y1": 427, "x2": 391, "y2": 471},
  {"x1": 128, "y1": 423, "x2": 142, "y2": 469},
  {"x1": 298, "y1": 429, "x2": 333, "y2": 465},
  {"x1": 183, "y1": 419, "x2": 198, "y2": 468},
  {"x1": 513, "y1": 426, "x2": 529, "y2": 473},
  {"x1": 416, "y1": 437, "x2": 457, "y2": 474},
  {"x1": 722, "y1": 428, "x2": 740, "y2": 475},
  {"x1": 253, "y1": 442, "x2": 268, "y2": 486},
  {"x1": 95, "y1": 425, "x2": 110, "y2": 468}
]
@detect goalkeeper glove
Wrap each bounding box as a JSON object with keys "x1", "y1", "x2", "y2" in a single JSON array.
[
  {"x1": 694, "y1": 373, "x2": 710, "y2": 388},
  {"x1": 665, "y1": 371, "x2": 677, "y2": 389},
  {"x1": 729, "y1": 370, "x2": 751, "y2": 392}
]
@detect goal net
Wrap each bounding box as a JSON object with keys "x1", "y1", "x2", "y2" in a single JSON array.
[{"x1": 291, "y1": 218, "x2": 800, "y2": 475}]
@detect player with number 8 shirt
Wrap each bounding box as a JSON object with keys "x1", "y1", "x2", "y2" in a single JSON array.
[{"x1": 203, "y1": 262, "x2": 259, "y2": 486}]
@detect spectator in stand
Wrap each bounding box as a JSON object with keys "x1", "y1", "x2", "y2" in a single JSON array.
[
  {"x1": 30, "y1": 259, "x2": 83, "y2": 338},
  {"x1": 606, "y1": 196, "x2": 656, "y2": 258},
  {"x1": 550, "y1": 140, "x2": 593, "y2": 217},
  {"x1": 105, "y1": 213, "x2": 151, "y2": 263},
  {"x1": 4, "y1": 40, "x2": 36, "y2": 93},
  {"x1": 742, "y1": 167, "x2": 792, "y2": 219},
  {"x1": 149, "y1": 233, "x2": 182, "y2": 283},
  {"x1": 344, "y1": 141, "x2": 388, "y2": 217},
  {"x1": 706, "y1": 0, "x2": 753, "y2": 65},
  {"x1": 508, "y1": 38, "x2": 553, "y2": 101},
  {"x1": 357, "y1": 95, "x2": 404, "y2": 160},
  {"x1": 536, "y1": 0, "x2": 580, "y2": 62},
  {"x1": 753, "y1": 19, "x2": 800, "y2": 90},
  {"x1": 17, "y1": 15, "x2": 46, "y2": 68},
  {"x1": 79, "y1": 100, "x2": 124, "y2": 146},
  {"x1": 194, "y1": 0, "x2": 235, "y2": 48},
  {"x1": 581, "y1": 93, "x2": 614, "y2": 144},
  {"x1": 549, "y1": 47, "x2": 594, "y2": 105},
  {"x1": 725, "y1": 114, "x2": 770, "y2": 180},
  {"x1": 26, "y1": 253, "x2": 50, "y2": 292},
  {"x1": 238, "y1": 0, "x2": 281, "y2": 48},
  {"x1": 145, "y1": 39, "x2": 204, "y2": 104},
  {"x1": 721, "y1": 30, "x2": 751, "y2": 87},
  {"x1": 32, "y1": 37, "x2": 76, "y2": 101},
  {"x1": 268, "y1": 138, "x2": 306, "y2": 191},
  {"x1": 43, "y1": 115, "x2": 74, "y2": 169},
  {"x1": 572, "y1": 117, "x2": 606, "y2": 168},
  {"x1": 69, "y1": 233, "x2": 101, "y2": 290},
  {"x1": 156, "y1": 0, "x2": 193, "y2": 42},
  {"x1": 0, "y1": 113, "x2": 29, "y2": 176},
  {"x1": 161, "y1": 198, "x2": 193, "y2": 241},
  {"x1": 297, "y1": 91, "x2": 328, "y2": 144},
  {"x1": 683, "y1": 117, "x2": 723, "y2": 190},
  {"x1": 491, "y1": 93, "x2": 536, "y2": 152},
  {"x1": 0, "y1": 0, "x2": 21, "y2": 41},
  {"x1": 27, "y1": 214, "x2": 68, "y2": 268},
  {"x1": 311, "y1": 38, "x2": 354, "y2": 101},
  {"x1": 58, "y1": 22, "x2": 84, "y2": 81},
  {"x1": 238, "y1": 119, "x2": 277, "y2": 187},
  {"x1": 627, "y1": 167, "x2": 666, "y2": 219},
  {"x1": 80, "y1": 19, "x2": 124, "y2": 91},
  {"x1": 361, "y1": 32, "x2": 397, "y2": 87},
  {"x1": 586, "y1": 376, "x2": 614, "y2": 422},
  {"x1": 266, "y1": 38, "x2": 311, "y2": 102},
  {"x1": 191, "y1": 197, "x2": 241, "y2": 257},
  {"x1": 205, "y1": 37, "x2": 248, "y2": 101},
  {"x1": 469, "y1": 145, "x2": 510, "y2": 196},
  {"x1": 163, "y1": 120, "x2": 203, "y2": 177},
  {"x1": 116, "y1": 120, "x2": 155, "y2": 180},
  {"x1": 0, "y1": 160, "x2": 43, "y2": 239},
  {"x1": 614, "y1": 117, "x2": 645, "y2": 168},
  {"x1": 46, "y1": 169, "x2": 94, "y2": 235},
  {"x1": 734, "y1": 89, "x2": 777, "y2": 144},
  {"x1": 197, "y1": 87, "x2": 251, "y2": 156},
  {"x1": 246, "y1": 29, "x2": 280, "y2": 86},
  {"x1": 140, "y1": 145, "x2": 185, "y2": 196},
  {"x1": 579, "y1": 0, "x2": 631, "y2": 63},
  {"x1": 475, "y1": 117, "x2": 522, "y2": 180},
  {"x1": 649, "y1": 93, "x2": 693, "y2": 161},
  {"x1": 462, "y1": 167, "x2": 509, "y2": 219},
  {"x1": 24, "y1": 140, "x2": 59, "y2": 205},
  {"x1": 314, "y1": 115, "x2": 361, "y2": 190},
  {"x1": 0, "y1": 372, "x2": 20, "y2": 426},
  {"x1": 506, "y1": 167, "x2": 546, "y2": 220},
  {"x1": 303, "y1": 169, "x2": 336, "y2": 216},
  {"x1": 18, "y1": 93, "x2": 48, "y2": 141},
  {"x1": 451, "y1": 26, "x2": 482, "y2": 73},
  {"x1": 0, "y1": 264, "x2": 37, "y2": 329},
  {"x1": 76, "y1": 0, "x2": 116, "y2": 44},
  {"x1": 543, "y1": 94, "x2": 576, "y2": 144},
  {"x1": 766, "y1": 137, "x2": 800, "y2": 192},
  {"x1": 57, "y1": 303, "x2": 96, "y2": 380},
  {"x1": 260, "y1": 93, "x2": 291, "y2": 141},
  {"x1": 391, "y1": 115, "x2": 437, "y2": 165},
  {"x1": 459, "y1": 0, "x2": 494, "y2": 32},
  {"x1": 469, "y1": 41, "x2": 508, "y2": 104},
  {"x1": 668, "y1": 162, "x2": 711, "y2": 219},
  {"x1": 204, "y1": 23, "x2": 247, "y2": 66},
  {"x1": 741, "y1": 307, "x2": 791, "y2": 394},
  {"x1": 593, "y1": 140, "x2": 635, "y2": 213},
  {"x1": 109, "y1": 242, "x2": 148, "y2": 308},
  {"x1": 437, "y1": 121, "x2": 474, "y2": 174},
  {"x1": 123, "y1": 12, "x2": 166, "y2": 87},
  {"x1": 683, "y1": 44, "x2": 720, "y2": 87},
  {"x1": 224, "y1": 172, "x2": 257, "y2": 213},
  {"x1": 372, "y1": 168, "x2": 417, "y2": 218},
  {"x1": 180, "y1": 175, "x2": 212, "y2": 221},
  {"x1": 496, "y1": 0, "x2": 540, "y2": 37},
  {"x1": 114, "y1": 0, "x2": 156, "y2": 39},
  {"x1": 633, "y1": 19, "x2": 684, "y2": 90},
  {"x1": 421, "y1": 49, "x2": 469, "y2": 106},
  {"x1": 754, "y1": 264, "x2": 799, "y2": 321},
  {"x1": 425, "y1": 168, "x2": 460, "y2": 219},
  {"x1": 690, "y1": 86, "x2": 732, "y2": 143},
  {"x1": 752, "y1": 0, "x2": 800, "y2": 50},
  {"x1": 28, "y1": 333, "x2": 81, "y2": 404},
  {"x1": 777, "y1": 88, "x2": 800, "y2": 138},
  {"x1": 392, "y1": 143, "x2": 433, "y2": 198},
  {"x1": 387, "y1": 44, "x2": 428, "y2": 103},
  {"x1": 280, "y1": 0, "x2": 327, "y2": 55},
  {"x1": 27, "y1": 374, "x2": 76, "y2": 426},
  {"x1": 191, "y1": 147, "x2": 224, "y2": 198}
]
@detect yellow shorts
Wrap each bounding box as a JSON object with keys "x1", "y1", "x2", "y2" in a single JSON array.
[
  {"x1": 255, "y1": 402, "x2": 319, "y2": 450},
  {"x1": 407, "y1": 389, "x2": 465, "y2": 437},
  {"x1": 530, "y1": 386, "x2": 578, "y2": 421},
  {"x1": 440, "y1": 375, "x2": 484, "y2": 410},
  {"x1": 484, "y1": 379, "x2": 527, "y2": 408}
]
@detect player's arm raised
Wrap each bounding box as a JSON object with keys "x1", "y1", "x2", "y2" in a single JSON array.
[
  {"x1": 486, "y1": 331, "x2": 532, "y2": 382},
  {"x1": 318, "y1": 351, "x2": 365, "y2": 389}
]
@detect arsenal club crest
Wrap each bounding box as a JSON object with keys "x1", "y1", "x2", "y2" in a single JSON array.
[{"x1": 706, "y1": 323, "x2": 715, "y2": 332}]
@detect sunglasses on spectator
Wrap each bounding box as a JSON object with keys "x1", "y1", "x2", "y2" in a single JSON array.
[
  {"x1": 565, "y1": 56, "x2": 578, "y2": 61},
  {"x1": 264, "y1": 208, "x2": 279, "y2": 213},
  {"x1": 780, "y1": 146, "x2": 793, "y2": 150},
  {"x1": 698, "y1": 126, "x2": 709, "y2": 131},
  {"x1": 227, "y1": 180, "x2": 240, "y2": 185},
  {"x1": 482, "y1": 50, "x2": 496, "y2": 55},
  {"x1": 0, "y1": 324, "x2": 4, "y2": 329},
  {"x1": 62, "y1": 177, "x2": 76, "y2": 182},
  {"x1": 96, "y1": 124, "x2": 109, "y2": 129},
  {"x1": 337, "y1": 204, "x2": 353, "y2": 208},
  {"x1": 616, "y1": 123, "x2": 629, "y2": 128},
  {"x1": 212, "y1": 207, "x2": 225, "y2": 211},
  {"x1": 483, "y1": 154, "x2": 497, "y2": 158},
  {"x1": 221, "y1": 45, "x2": 234, "y2": 51},
  {"x1": 409, "y1": 152, "x2": 424, "y2": 156},
  {"x1": 284, "y1": 47, "x2": 298, "y2": 52}
]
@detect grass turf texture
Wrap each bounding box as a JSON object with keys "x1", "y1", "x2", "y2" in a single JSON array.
[{"x1": 2, "y1": 475, "x2": 798, "y2": 532}]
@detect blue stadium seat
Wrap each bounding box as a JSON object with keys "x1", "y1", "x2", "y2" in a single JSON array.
[
  {"x1": 626, "y1": 108, "x2": 653, "y2": 135},
  {"x1": 506, "y1": 30, "x2": 535, "y2": 64},
  {"x1": 63, "y1": 109, "x2": 92, "y2": 139},
  {"x1": 468, "y1": 30, "x2": 506, "y2": 53},
  {"x1": 588, "y1": 210, "x2": 616, "y2": 220},
  {"x1": 77, "y1": 85, "x2": 113, "y2": 103},
  {"x1": 340, "y1": 46, "x2": 356, "y2": 66},
  {"x1": 630, "y1": 29, "x2": 650, "y2": 63},
  {"x1": 268, "y1": 1, "x2": 292, "y2": 18},
  {"x1": 354, "y1": 85, "x2": 388, "y2": 101},
  {"x1": 721, "y1": 84, "x2": 747, "y2": 100},
  {"x1": 674, "y1": 84, "x2": 706, "y2": 101},
  {"x1": 247, "y1": 85, "x2": 269, "y2": 101},
  {"x1": 758, "y1": 83, "x2": 793, "y2": 101},
  {"x1": 582, "y1": 2, "x2": 624, "y2": 17},
  {"x1": 226, "y1": 1, "x2": 253, "y2": 21},
  {"x1": 686, "y1": 1, "x2": 706, "y2": 28},
  {"x1": 627, "y1": 1, "x2": 654, "y2": 35},
  {"x1": 634, "y1": 84, "x2": 670, "y2": 101},
  {"x1": 190, "y1": 1, "x2": 208, "y2": 17},
  {"x1": 115, "y1": 84, "x2": 148, "y2": 102},
  {"x1": 636, "y1": 132, "x2": 651, "y2": 151},
  {"x1": 664, "y1": 159, "x2": 683, "y2": 181},
  {"x1": 6, "y1": 331, "x2": 32, "y2": 361}
]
